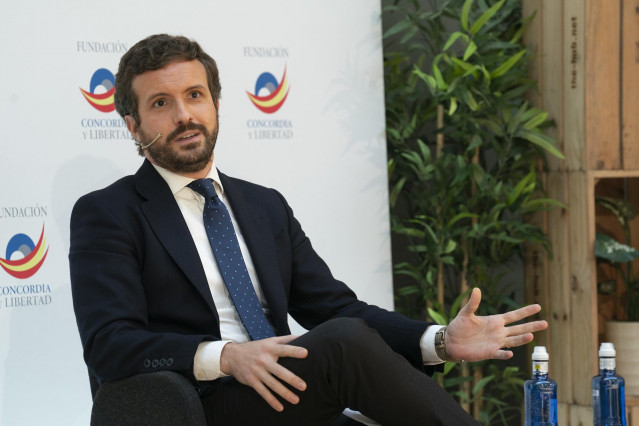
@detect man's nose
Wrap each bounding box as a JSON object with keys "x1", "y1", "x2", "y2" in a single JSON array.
[{"x1": 173, "y1": 100, "x2": 193, "y2": 125}]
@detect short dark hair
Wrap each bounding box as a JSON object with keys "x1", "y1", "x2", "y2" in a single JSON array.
[{"x1": 114, "y1": 34, "x2": 221, "y2": 124}]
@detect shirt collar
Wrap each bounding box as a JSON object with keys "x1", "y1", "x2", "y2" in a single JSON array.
[{"x1": 150, "y1": 161, "x2": 225, "y2": 196}]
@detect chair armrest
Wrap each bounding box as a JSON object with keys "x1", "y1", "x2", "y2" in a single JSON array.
[{"x1": 91, "y1": 371, "x2": 206, "y2": 426}]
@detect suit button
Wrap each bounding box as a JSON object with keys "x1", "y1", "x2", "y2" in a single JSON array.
[
  {"x1": 167, "y1": 358, "x2": 174, "y2": 366},
  {"x1": 159, "y1": 359, "x2": 167, "y2": 367},
  {"x1": 144, "y1": 359, "x2": 151, "y2": 368},
  {"x1": 152, "y1": 359, "x2": 159, "y2": 368}
]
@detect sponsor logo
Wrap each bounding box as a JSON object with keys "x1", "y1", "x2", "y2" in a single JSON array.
[
  {"x1": 0, "y1": 225, "x2": 49, "y2": 279},
  {"x1": 243, "y1": 46, "x2": 289, "y2": 58},
  {"x1": 76, "y1": 40, "x2": 129, "y2": 54},
  {"x1": 0, "y1": 284, "x2": 52, "y2": 308},
  {"x1": 246, "y1": 67, "x2": 290, "y2": 114},
  {"x1": 80, "y1": 68, "x2": 116, "y2": 113}
]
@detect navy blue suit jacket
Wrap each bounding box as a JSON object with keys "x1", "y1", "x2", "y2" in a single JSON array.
[{"x1": 70, "y1": 160, "x2": 431, "y2": 387}]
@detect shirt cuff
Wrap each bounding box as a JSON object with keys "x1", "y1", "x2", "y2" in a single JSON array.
[
  {"x1": 420, "y1": 325, "x2": 446, "y2": 365},
  {"x1": 193, "y1": 340, "x2": 232, "y2": 381}
]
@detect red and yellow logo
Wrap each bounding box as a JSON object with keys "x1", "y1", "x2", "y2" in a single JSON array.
[
  {"x1": 247, "y1": 67, "x2": 290, "y2": 114},
  {"x1": 80, "y1": 68, "x2": 116, "y2": 113},
  {"x1": 0, "y1": 225, "x2": 49, "y2": 279}
]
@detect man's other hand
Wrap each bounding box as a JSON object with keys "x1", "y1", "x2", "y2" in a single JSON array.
[{"x1": 220, "y1": 335, "x2": 308, "y2": 411}]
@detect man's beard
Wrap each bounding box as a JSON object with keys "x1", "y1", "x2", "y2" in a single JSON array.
[{"x1": 140, "y1": 121, "x2": 218, "y2": 174}]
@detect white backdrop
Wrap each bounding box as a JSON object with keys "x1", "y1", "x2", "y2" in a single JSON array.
[{"x1": 0, "y1": 1, "x2": 391, "y2": 424}]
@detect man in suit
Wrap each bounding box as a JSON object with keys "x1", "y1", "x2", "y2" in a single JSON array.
[{"x1": 70, "y1": 34, "x2": 547, "y2": 425}]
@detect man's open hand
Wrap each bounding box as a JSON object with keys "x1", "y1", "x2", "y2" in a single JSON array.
[
  {"x1": 220, "y1": 335, "x2": 308, "y2": 412},
  {"x1": 446, "y1": 288, "x2": 548, "y2": 362}
]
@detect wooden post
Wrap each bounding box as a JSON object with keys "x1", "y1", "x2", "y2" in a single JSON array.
[
  {"x1": 436, "y1": 103, "x2": 445, "y2": 311},
  {"x1": 585, "y1": 0, "x2": 621, "y2": 170},
  {"x1": 622, "y1": 0, "x2": 639, "y2": 170}
]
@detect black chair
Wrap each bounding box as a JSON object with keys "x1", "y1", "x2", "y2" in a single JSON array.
[
  {"x1": 89, "y1": 371, "x2": 206, "y2": 426},
  {"x1": 88, "y1": 371, "x2": 373, "y2": 425}
]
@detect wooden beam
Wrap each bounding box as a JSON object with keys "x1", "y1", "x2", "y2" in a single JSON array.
[
  {"x1": 564, "y1": 0, "x2": 586, "y2": 171},
  {"x1": 547, "y1": 171, "x2": 572, "y2": 403},
  {"x1": 585, "y1": 0, "x2": 621, "y2": 170},
  {"x1": 542, "y1": 0, "x2": 565, "y2": 172},
  {"x1": 568, "y1": 171, "x2": 598, "y2": 405},
  {"x1": 622, "y1": 0, "x2": 639, "y2": 170}
]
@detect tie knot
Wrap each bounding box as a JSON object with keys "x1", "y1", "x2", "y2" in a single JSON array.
[{"x1": 188, "y1": 179, "x2": 218, "y2": 199}]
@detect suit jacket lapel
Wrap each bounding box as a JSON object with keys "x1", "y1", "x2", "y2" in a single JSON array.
[
  {"x1": 134, "y1": 160, "x2": 218, "y2": 321},
  {"x1": 220, "y1": 172, "x2": 290, "y2": 335}
]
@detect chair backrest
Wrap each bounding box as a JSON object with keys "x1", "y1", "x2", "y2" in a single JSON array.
[{"x1": 88, "y1": 370, "x2": 100, "y2": 399}]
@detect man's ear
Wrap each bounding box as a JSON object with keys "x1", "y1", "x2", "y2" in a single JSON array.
[{"x1": 124, "y1": 115, "x2": 139, "y2": 140}]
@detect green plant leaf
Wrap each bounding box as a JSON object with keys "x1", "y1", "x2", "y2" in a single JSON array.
[
  {"x1": 519, "y1": 129, "x2": 565, "y2": 159},
  {"x1": 443, "y1": 360, "x2": 456, "y2": 374},
  {"x1": 595, "y1": 233, "x2": 639, "y2": 263},
  {"x1": 400, "y1": 25, "x2": 419, "y2": 45},
  {"x1": 449, "y1": 291, "x2": 469, "y2": 318},
  {"x1": 413, "y1": 66, "x2": 438, "y2": 93},
  {"x1": 433, "y1": 62, "x2": 448, "y2": 90},
  {"x1": 444, "y1": 377, "x2": 474, "y2": 388},
  {"x1": 466, "y1": 91, "x2": 479, "y2": 111},
  {"x1": 449, "y1": 97, "x2": 458, "y2": 115},
  {"x1": 463, "y1": 41, "x2": 478, "y2": 61},
  {"x1": 443, "y1": 31, "x2": 468, "y2": 51},
  {"x1": 461, "y1": 0, "x2": 473, "y2": 32},
  {"x1": 507, "y1": 102, "x2": 530, "y2": 136},
  {"x1": 523, "y1": 198, "x2": 568, "y2": 211},
  {"x1": 522, "y1": 111, "x2": 549, "y2": 130},
  {"x1": 398, "y1": 286, "x2": 421, "y2": 296},
  {"x1": 383, "y1": 19, "x2": 413, "y2": 39},
  {"x1": 490, "y1": 49, "x2": 526, "y2": 79},
  {"x1": 447, "y1": 212, "x2": 478, "y2": 228},
  {"x1": 506, "y1": 167, "x2": 535, "y2": 206},
  {"x1": 427, "y1": 308, "x2": 448, "y2": 325},
  {"x1": 476, "y1": 118, "x2": 505, "y2": 137},
  {"x1": 389, "y1": 176, "x2": 406, "y2": 207},
  {"x1": 395, "y1": 226, "x2": 426, "y2": 238},
  {"x1": 472, "y1": 374, "x2": 495, "y2": 395},
  {"x1": 417, "y1": 139, "x2": 431, "y2": 162},
  {"x1": 596, "y1": 196, "x2": 637, "y2": 224},
  {"x1": 443, "y1": 240, "x2": 457, "y2": 254},
  {"x1": 451, "y1": 57, "x2": 479, "y2": 76},
  {"x1": 471, "y1": 0, "x2": 505, "y2": 35}
]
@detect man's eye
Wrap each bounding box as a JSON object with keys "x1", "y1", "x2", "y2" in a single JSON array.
[
  {"x1": 190, "y1": 92, "x2": 201, "y2": 99},
  {"x1": 153, "y1": 99, "x2": 165, "y2": 107}
]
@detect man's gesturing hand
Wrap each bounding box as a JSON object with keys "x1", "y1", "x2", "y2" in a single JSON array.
[
  {"x1": 219, "y1": 335, "x2": 308, "y2": 412},
  {"x1": 445, "y1": 288, "x2": 548, "y2": 362}
]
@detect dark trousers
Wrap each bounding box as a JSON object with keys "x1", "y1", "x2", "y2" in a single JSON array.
[{"x1": 200, "y1": 318, "x2": 479, "y2": 426}]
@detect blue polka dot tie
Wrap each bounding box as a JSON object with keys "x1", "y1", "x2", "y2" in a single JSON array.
[{"x1": 188, "y1": 179, "x2": 275, "y2": 340}]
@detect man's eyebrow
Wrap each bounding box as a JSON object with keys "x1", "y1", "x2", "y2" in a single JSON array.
[
  {"x1": 145, "y1": 92, "x2": 170, "y2": 103},
  {"x1": 145, "y1": 85, "x2": 208, "y2": 103},
  {"x1": 185, "y1": 84, "x2": 208, "y2": 92}
]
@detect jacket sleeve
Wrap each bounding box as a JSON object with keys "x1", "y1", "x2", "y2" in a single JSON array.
[
  {"x1": 271, "y1": 189, "x2": 435, "y2": 372},
  {"x1": 69, "y1": 192, "x2": 215, "y2": 383}
]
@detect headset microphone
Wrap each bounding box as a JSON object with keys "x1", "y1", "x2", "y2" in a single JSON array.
[{"x1": 136, "y1": 133, "x2": 162, "y2": 150}]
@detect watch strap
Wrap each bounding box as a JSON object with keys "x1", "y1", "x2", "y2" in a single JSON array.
[{"x1": 434, "y1": 326, "x2": 462, "y2": 363}]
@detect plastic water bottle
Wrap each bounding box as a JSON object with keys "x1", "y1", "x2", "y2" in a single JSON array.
[
  {"x1": 592, "y1": 342, "x2": 626, "y2": 425},
  {"x1": 524, "y1": 346, "x2": 558, "y2": 425}
]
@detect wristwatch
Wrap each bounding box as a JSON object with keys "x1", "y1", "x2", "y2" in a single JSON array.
[{"x1": 434, "y1": 326, "x2": 462, "y2": 363}]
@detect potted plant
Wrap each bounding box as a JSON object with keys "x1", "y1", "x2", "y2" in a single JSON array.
[
  {"x1": 595, "y1": 195, "x2": 639, "y2": 396},
  {"x1": 383, "y1": 0, "x2": 563, "y2": 423}
]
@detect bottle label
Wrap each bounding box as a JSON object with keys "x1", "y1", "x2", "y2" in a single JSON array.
[
  {"x1": 599, "y1": 357, "x2": 615, "y2": 370},
  {"x1": 533, "y1": 360, "x2": 549, "y2": 374}
]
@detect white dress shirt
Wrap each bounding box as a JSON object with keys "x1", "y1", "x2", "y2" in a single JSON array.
[{"x1": 152, "y1": 163, "x2": 444, "y2": 382}]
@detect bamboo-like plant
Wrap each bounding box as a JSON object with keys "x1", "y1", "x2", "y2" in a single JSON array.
[{"x1": 383, "y1": 0, "x2": 563, "y2": 424}]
